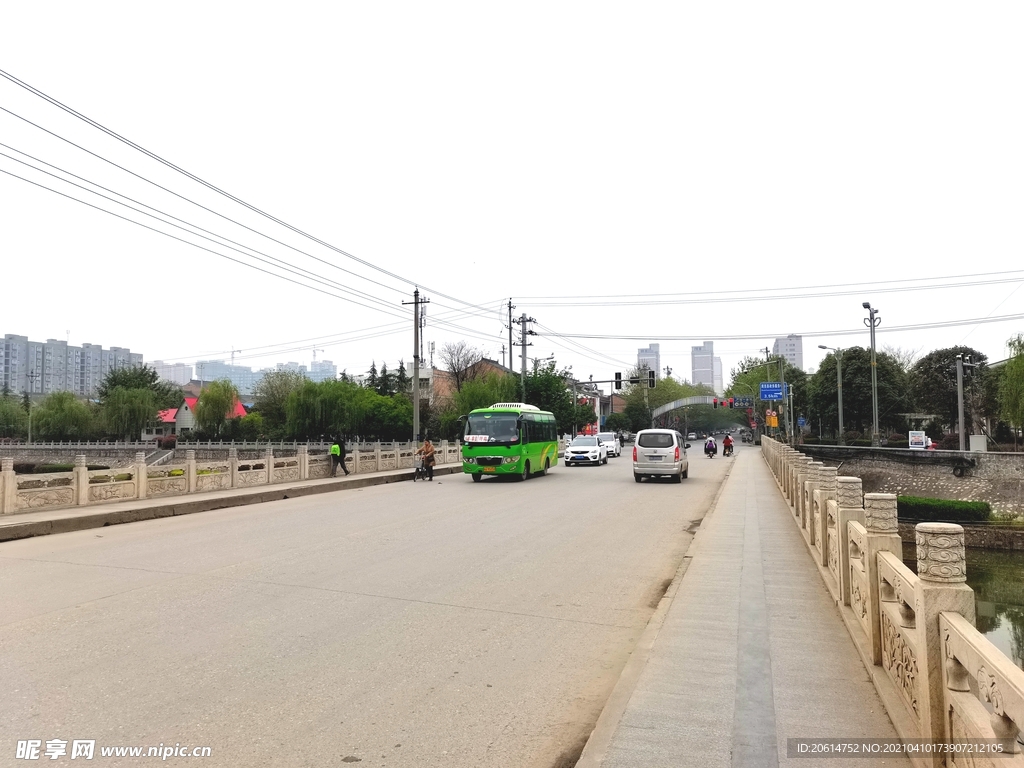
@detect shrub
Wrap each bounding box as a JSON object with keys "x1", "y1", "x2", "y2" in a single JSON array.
[
  {"x1": 157, "y1": 435, "x2": 177, "y2": 449},
  {"x1": 937, "y1": 434, "x2": 961, "y2": 450},
  {"x1": 897, "y1": 496, "x2": 991, "y2": 523}
]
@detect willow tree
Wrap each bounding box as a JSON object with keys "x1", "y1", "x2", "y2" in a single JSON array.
[
  {"x1": 195, "y1": 380, "x2": 241, "y2": 436},
  {"x1": 104, "y1": 387, "x2": 158, "y2": 440}
]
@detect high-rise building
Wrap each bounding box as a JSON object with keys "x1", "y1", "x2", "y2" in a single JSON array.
[
  {"x1": 773, "y1": 335, "x2": 804, "y2": 370},
  {"x1": 1, "y1": 334, "x2": 142, "y2": 396},
  {"x1": 150, "y1": 361, "x2": 193, "y2": 386},
  {"x1": 309, "y1": 360, "x2": 337, "y2": 383},
  {"x1": 713, "y1": 357, "x2": 723, "y2": 395},
  {"x1": 195, "y1": 360, "x2": 264, "y2": 395},
  {"x1": 637, "y1": 343, "x2": 661, "y2": 379},
  {"x1": 691, "y1": 341, "x2": 714, "y2": 390}
]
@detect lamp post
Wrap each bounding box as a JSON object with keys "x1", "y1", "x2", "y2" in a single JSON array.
[
  {"x1": 818, "y1": 345, "x2": 845, "y2": 445},
  {"x1": 862, "y1": 303, "x2": 881, "y2": 447}
]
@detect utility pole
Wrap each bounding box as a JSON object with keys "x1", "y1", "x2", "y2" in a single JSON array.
[
  {"x1": 512, "y1": 313, "x2": 534, "y2": 402},
  {"x1": 403, "y1": 289, "x2": 430, "y2": 443},
  {"x1": 956, "y1": 353, "x2": 976, "y2": 452},
  {"x1": 501, "y1": 345, "x2": 506, "y2": 368},
  {"x1": 26, "y1": 369, "x2": 39, "y2": 445},
  {"x1": 507, "y1": 299, "x2": 515, "y2": 372},
  {"x1": 863, "y1": 303, "x2": 882, "y2": 447}
]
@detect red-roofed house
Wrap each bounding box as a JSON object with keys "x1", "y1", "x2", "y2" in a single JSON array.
[{"x1": 142, "y1": 397, "x2": 246, "y2": 439}]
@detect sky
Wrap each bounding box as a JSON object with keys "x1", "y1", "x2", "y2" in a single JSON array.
[{"x1": 3, "y1": 2, "x2": 1023, "y2": 399}]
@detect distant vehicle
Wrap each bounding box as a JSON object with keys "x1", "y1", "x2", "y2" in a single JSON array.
[
  {"x1": 462, "y1": 402, "x2": 559, "y2": 482},
  {"x1": 596, "y1": 432, "x2": 621, "y2": 457},
  {"x1": 633, "y1": 429, "x2": 690, "y2": 483},
  {"x1": 564, "y1": 436, "x2": 608, "y2": 466},
  {"x1": 687, "y1": 432, "x2": 697, "y2": 440}
]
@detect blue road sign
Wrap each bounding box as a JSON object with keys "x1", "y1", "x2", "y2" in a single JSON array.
[
  {"x1": 797, "y1": 417, "x2": 806, "y2": 428},
  {"x1": 760, "y1": 382, "x2": 786, "y2": 401}
]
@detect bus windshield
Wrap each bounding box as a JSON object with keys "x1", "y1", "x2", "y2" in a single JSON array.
[{"x1": 464, "y1": 413, "x2": 520, "y2": 445}]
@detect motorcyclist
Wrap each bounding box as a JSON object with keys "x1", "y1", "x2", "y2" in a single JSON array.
[
  {"x1": 705, "y1": 437, "x2": 717, "y2": 457},
  {"x1": 723, "y1": 434, "x2": 734, "y2": 457}
]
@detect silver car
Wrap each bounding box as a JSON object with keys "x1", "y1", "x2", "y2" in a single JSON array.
[
  {"x1": 596, "y1": 432, "x2": 621, "y2": 457},
  {"x1": 632, "y1": 429, "x2": 690, "y2": 483}
]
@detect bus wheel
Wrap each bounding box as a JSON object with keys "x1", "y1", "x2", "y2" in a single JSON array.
[
  {"x1": 520, "y1": 461, "x2": 530, "y2": 481},
  {"x1": 538, "y1": 457, "x2": 550, "y2": 476},
  {"x1": 472, "y1": 473, "x2": 482, "y2": 483}
]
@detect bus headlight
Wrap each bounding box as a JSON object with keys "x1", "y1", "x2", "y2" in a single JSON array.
[
  {"x1": 464, "y1": 457, "x2": 476, "y2": 464},
  {"x1": 503, "y1": 457, "x2": 518, "y2": 464}
]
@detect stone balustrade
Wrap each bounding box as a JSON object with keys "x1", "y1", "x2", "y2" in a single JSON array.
[
  {"x1": 761, "y1": 436, "x2": 1023, "y2": 767},
  {"x1": 0, "y1": 441, "x2": 462, "y2": 516}
]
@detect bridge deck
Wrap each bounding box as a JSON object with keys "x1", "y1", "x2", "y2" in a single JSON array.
[{"x1": 580, "y1": 449, "x2": 911, "y2": 768}]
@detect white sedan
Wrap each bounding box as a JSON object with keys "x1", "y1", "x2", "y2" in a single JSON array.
[{"x1": 564, "y1": 436, "x2": 609, "y2": 466}]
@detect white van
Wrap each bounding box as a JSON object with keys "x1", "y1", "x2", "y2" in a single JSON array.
[
  {"x1": 632, "y1": 429, "x2": 690, "y2": 483},
  {"x1": 596, "y1": 432, "x2": 621, "y2": 457}
]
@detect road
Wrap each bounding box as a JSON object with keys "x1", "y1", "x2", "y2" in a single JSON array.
[{"x1": 1, "y1": 446, "x2": 736, "y2": 767}]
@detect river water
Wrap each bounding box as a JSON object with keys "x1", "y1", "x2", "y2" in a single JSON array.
[{"x1": 904, "y1": 543, "x2": 1024, "y2": 670}]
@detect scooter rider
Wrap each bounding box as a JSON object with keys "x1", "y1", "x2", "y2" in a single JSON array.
[
  {"x1": 705, "y1": 437, "x2": 717, "y2": 458},
  {"x1": 723, "y1": 434, "x2": 734, "y2": 457}
]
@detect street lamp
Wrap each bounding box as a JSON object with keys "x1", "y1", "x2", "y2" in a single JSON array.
[
  {"x1": 862, "y1": 303, "x2": 881, "y2": 447},
  {"x1": 818, "y1": 345, "x2": 846, "y2": 445}
]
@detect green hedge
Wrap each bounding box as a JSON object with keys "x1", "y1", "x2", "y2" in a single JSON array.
[
  {"x1": 897, "y1": 496, "x2": 991, "y2": 523},
  {"x1": 14, "y1": 463, "x2": 110, "y2": 474}
]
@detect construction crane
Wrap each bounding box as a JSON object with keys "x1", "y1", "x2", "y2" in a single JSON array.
[{"x1": 312, "y1": 348, "x2": 325, "y2": 363}]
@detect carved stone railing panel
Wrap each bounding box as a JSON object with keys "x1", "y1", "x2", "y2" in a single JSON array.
[
  {"x1": 379, "y1": 450, "x2": 398, "y2": 472},
  {"x1": 940, "y1": 612, "x2": 1024, "y2": 761},
  {"x1": 147, "y1": 477, "x2": 188, "y2": 498},
  {"x1": 236, "y1": 469, "x2": 268, "y2": 487},
  {"x1": 196, "y1": 474, "x2": 232, "y2": 493},
  {"x1": 357, "y1": 453, "x2": 377, "y2": 472},
  {"x1": 16, "y1": 487, "x2": 75, "y2": 511},
  {"x1": 89, "y1": 481, "x2": 137, "y2": 502},
  {"x1": 848, "y1": 521, "x2": 870, "y2": 636},
  {"x1": 878, "y1": 551, "x2": 923, "y2": 728}
]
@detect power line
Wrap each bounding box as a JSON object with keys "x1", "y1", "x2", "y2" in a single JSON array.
[
  {"x1": 536, "y1": 312, "x2": 1024, "y2": 342},
  {"x1": 0, "y1": 69, "x2": 499, "y2": 317}
]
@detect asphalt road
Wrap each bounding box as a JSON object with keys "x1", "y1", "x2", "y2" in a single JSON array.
[{"x1": 1, "y1": 446, "x2": 736, "y2": 768}]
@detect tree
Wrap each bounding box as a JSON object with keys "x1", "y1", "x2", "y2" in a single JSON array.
[
  {"x1": 238, "y1": 412, "x2": 265, "y2": 442},
  {"x1": 194, "y1": 380, "x2": 241, "y2": 436},
  {"x1": 604, "y1": 412, "x2": 631, "y2": 432},
  {"x1": 809, "y1": 347, "x2": 911, "y2": 438},
  {"x1": 999, "y1": 334, "x2": 1024, "y2": 445},
  {"x1": 377, "y1": 362, "x2": 394, "y2": 397},
  {"x1": 103, "y1": 386, "x2": 157, "y2": 441},
  {"x1": 909, "y1": 346, "x2": 992, "y2": 433},
  {"x1": 33, "y1": 392, "x2": 95, "y2": 440},
  {"x1": 366, "y1": 362, "x2": 379, "y2": 391},
  {"x1": 252, "y1": 370, "x2": 306, "y2": 434},
  {"x1": 525, "y1": 364, "x2": 595, "y2": 435},
  {"x1": 0, "y1": 396, "x2": 28, "y2": 439},
  {"x1": 285, "y1": 379, "x2": 353, "y2": 440},
  {"x1": 394, "y1": 359, "x2": 410, "y2": 395},
  {"x1": 439, "y1": 342, "x2": 483, "y2": 393},
  {"x1": 97, "y1": 365, "x2": 181, "y2": 410},
  {"x1": 883, "y1": 345, "x2": 920, "y2": 376}
]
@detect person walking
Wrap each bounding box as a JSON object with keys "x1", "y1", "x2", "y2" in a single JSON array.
[
  {"x1": 337, "y1": 435, "x2": 350, "y2": 475},
  {"x1": 416, "y1": 437, "x2": 436, "y2": 481},
  {"x1": 329, "y1": 438, "x2": 342, "y2": 477}
]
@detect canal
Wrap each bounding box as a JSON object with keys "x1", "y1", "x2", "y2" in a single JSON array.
[{"x1": 905, "y1": 543, "x2": 1024, "y2": 670}]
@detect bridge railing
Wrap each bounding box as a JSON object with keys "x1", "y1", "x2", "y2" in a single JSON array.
[
  {"x1": 0, "y1": 441, "x2": 462, "y2": 516},
  {"x1": 761, "y1": 436, "x2": 1024, "y2": 767}
]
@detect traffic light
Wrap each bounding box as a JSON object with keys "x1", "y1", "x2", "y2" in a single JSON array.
[
  {"x1": 615, "y1": 372, "x2": 622, "y2": 390},
  {"x1": 647, "y1": 370, "x2": 656, "y2": 388},
  {"x1": 728, "y1": 398, "x2": 735, "y2": 409},
  {"x1": 713, "y1": 398, "x2": 718, "y2": 409}
]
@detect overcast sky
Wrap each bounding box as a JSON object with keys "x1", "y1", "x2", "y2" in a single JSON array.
[{"x1": 3, "y1": 2, "x2": 1023, "y2": 397}]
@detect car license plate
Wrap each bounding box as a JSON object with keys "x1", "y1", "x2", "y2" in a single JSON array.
[
  {"x1": 648, "y1": 455, "x2": 663, "y2": 461},
  {"x1": 483, "y1": 466, "x2": 496, "y2": 472}
]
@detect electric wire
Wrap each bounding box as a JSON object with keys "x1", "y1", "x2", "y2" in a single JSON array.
[{"x1": 0, "y1": 70, "x2": 500, "y2": 317}]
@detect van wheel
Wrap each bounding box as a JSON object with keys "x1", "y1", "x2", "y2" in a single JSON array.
[
  {"x1": 520, "y1": 461, "x2": 530, "y2": 481},
  {"x1": 682, "y1": 468, "x2": 688, "y2": 479},
  {"x1": 634, "y1": 473, "x2": 642, "y2": 483},
  {"x1": 472, "y1": 473, "x2": 482, "y2": 482},
  {"x1": 674, "y1": 471, "x2": 683, "y2": 483}
]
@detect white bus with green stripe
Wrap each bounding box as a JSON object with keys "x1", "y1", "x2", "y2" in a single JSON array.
[{"x1": 461, "y1": 403, "x2": 559, "y2": 481}]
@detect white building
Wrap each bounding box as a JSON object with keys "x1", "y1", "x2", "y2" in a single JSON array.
[
  {"x1": 150, "y1": 360, "x2": 193, "y2": 386},
  {"x1": 2, "y1": 334, "x2": 142, "y2": 396},
  {"x1": 637, "y1": 343, "x2": 661, "y2": 379},
  {"x1": 773, "y1": 335, "x2": 804, "y2": 370},
  {"x1": 195, "y1": 360, "x2": 264, "y2": 395},
  {"x1": 691, "y1": 341, "x2": 714, "y2": 390},
  {"x1": 713, "y1": 357, "x2": 723, "y2": 395},
  {"x1": 309, "y1": 360, "x2": 337, "y2": 383}
]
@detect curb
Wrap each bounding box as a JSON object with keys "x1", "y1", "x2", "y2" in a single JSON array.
[
  {"x1": 0, "y1": 464, "x2": 463, "y2": 544},
  {"x1": 574, "y1": 455, "x2": 738, "y2": 768}
]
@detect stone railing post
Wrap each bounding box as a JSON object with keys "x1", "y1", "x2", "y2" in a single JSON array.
[
  {"x1": 374, "y1": 442, "x2": 381, "y2": 472},
  {"x1": 74, "y1": 455, "x2": 89, "y2": 506},
  {"x1": 264, "y1": 448, "x2": 275, "y2": 484},
  {"x1": 862, "y1": 493, "x2": 903, "y2": 665},
  {"x1": 135, "y1": 452, "x2": 147, "y2": 499},
  {"x1": 352, "y1": 447, "x2": 360, "y2": 474},
  {"x1": 228, "y1": 447, "x2": 239, "y2": 488},
  {"x1": 788, "y1": 453, "x2": 806, "y2": 508},
  {"x1": 1, "y1": 458, "x2": 15, "y2": 514},
  {"x1": 801, "y1": 461, "x2": 825, "y2": 539},
  {"x1": 186, "y1": 450, "x2": 197, "y2": 494},
  {"x1": 794, "y1": 457, "x2": 814, "y2": 525},
  {"x1": 297, "y1": 445, "x2": 308, "y2": 480},
  {"x1": 914, "y1": 523, "x2": 975, "y2": 760},
  {"x1": 813, "y1": 466, "x2": 838, "y2": 565}
]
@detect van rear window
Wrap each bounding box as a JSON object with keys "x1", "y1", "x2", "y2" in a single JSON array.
[{"x1": 638, "y1": 433, "x2": 674, "y2": 448}]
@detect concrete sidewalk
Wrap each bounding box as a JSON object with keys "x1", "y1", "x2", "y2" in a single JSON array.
[
  {"x1": 578, "y1": 449, "x2": 910, "y2": 767},
  {"x1": 0, "y1": 462, "x2": 462, "y2": 543}
]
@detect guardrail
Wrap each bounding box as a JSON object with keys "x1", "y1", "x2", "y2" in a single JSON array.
[
  {"x1": 0, "y1": 442, "x2": 463, "y2": 516},
  {"x1": 761, "y1": 436, "x2": 1024, "y2": 768}
]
